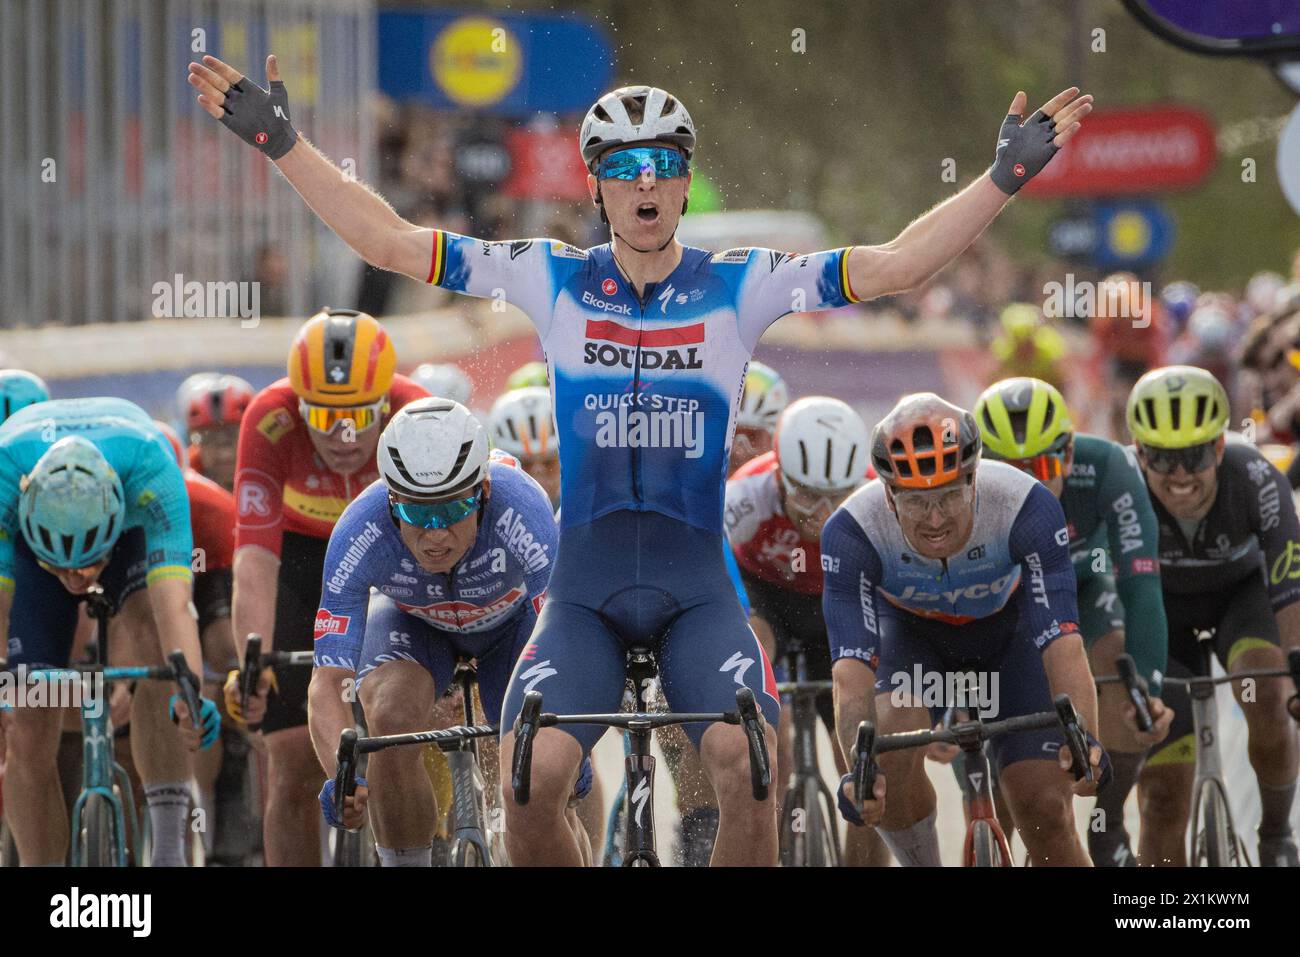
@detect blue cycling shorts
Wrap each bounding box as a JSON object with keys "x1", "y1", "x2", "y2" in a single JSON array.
[
  {"x1": 873, "y1": 587, "x2": 1065, "y2": 773},
  {"x1": 6, "y1": 527, "x2": 148, "y2": 669},
  {"x1": 499, "y1": 510, "x2": 780, "y2": 754}
]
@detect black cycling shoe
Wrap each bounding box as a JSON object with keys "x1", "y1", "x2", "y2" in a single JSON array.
[
  {"x1": 1087, "y1": 827, "x2": 1138, "y2": 867},
  {"x1": 1258, "y1": 834, "x2": 1299, "y2": 867}
]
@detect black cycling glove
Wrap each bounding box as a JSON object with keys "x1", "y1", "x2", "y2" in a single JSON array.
[
  {"x1": 218, "y1": 76, "x2": 298, "y2": 160},
  {"x1": 989, "y1": 108, "x2": 1060, "y2": 195}
]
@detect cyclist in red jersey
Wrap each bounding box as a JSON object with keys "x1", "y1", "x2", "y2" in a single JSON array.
[
  {"x1": 726, "y1": 397, "x2": 879, "y2": 862},
  {"x1": 176, "y1": 373, "x2": 254, "y2": 492},
  {"x1": 226, "y1": 309, "x2": 427, "y2": 866}
]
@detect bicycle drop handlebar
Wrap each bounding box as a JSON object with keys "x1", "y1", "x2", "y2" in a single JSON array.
[
  {"x1": 510, "y1": 687, "x2": 772, "y2": 806},
  {"x1": 850, "y1": 693, "x2": 1093, "y2": 815}
]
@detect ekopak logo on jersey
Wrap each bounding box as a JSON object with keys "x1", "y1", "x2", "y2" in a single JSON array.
[{"x1": 313, "y1": 609, "x2": 351, "y2": 640}]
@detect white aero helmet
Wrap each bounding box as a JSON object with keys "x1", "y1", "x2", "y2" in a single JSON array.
[
  {"x1": 488, "y1": 387, "x2": 557, "y2": 459},
  {"x1": 775, "y1": 396, "x2": 871, "y2": 493},
  {"x1": 411, "y1": 363, "x2": 473, "y2": 407},
  {"x1": 736, "y1": 361, "x2": 790, "y2": 430},
  {"x1": 579, "y1": 86, "x2": 696, "y2": 169},
  {"x1": 377, "y1": 398, "x2": 489, "y2": 501}
]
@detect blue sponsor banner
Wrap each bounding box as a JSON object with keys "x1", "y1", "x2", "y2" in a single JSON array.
[{"x1": 378, "y1": 10, "x2": 614, "y2": 115}]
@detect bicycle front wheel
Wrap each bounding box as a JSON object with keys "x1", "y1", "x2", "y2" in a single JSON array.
[
  {"x1": 970, "y1": 819, "x2": 999, "y2": 868},
  {"x1": 81, "y1": 795, "x2": 118, "y2": 867},
  {"x1": 1197, "y1": 781, "x2": 1236, "y2": 867}
]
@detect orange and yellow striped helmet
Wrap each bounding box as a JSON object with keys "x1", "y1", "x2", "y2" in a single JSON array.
[{"x1": 288, "y1": 309, "x2": 396, "y2": 406}]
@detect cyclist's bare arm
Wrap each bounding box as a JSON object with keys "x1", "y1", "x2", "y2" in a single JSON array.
[
  {"x1": 1276, "y1": 602, "x2": 1300, "y2": 656},
  {"x1": 147, "y1": 577, "x2": 204, "y2": 677},
  {"x1": 232, "y1": 545, "x2": 279, "y2": 655},
  {"x1": 307, "y1": 667, "x2": 356, "y2": 777},
  {"x1": 831, "y1": 658, "x2": 876, "y2": 775},
  {"x1": 1042, "y1": 632, "x2": 1098, "y2": 736},
  {"x1": 188, "y1": 55, "x2": 433, "y2": 282},
  {"x1": 843, "y1": 88, "x2": 1091, "y2": 303}
]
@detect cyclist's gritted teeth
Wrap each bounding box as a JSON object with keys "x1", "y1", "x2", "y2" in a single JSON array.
[{"x1": 636, "y1": 202, "x2": 660, "y2": 224}]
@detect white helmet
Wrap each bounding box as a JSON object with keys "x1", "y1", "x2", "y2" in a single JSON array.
[
  {"x1": 488, "y1": 387, "x2": 557, "y2": 459},
  {"x1": 775, "y1": 397, "x2": 871, "y2": 493},
  {"x1": 736, "y1": 361, "x2": 790, "y2": 430},
  {"x1": 377, "y1": 398, "x2": 489, "y2": 501},
  {"x1": 579, "y1": 86, "x2": 696, "y2": 168},
  {"x1": 410, "y1": 363, "x2": 473, "y2": 407}
]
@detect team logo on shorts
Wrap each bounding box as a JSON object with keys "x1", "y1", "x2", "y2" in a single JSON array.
[{"x1": 313, "y1": 609, "x2": 350, "y2": 639}]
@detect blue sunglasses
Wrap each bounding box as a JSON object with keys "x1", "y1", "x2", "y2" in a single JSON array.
[
  {"x1": 389, "y1": 491, "x2": 482, "y2": 530},
  {"x1": 596, "y1": 146, "x2": 689, "y2": 181}
]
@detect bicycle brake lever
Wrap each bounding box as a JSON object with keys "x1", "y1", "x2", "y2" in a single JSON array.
[
  {"x1": 1115, "y1": 654, "x2": 1153, "y2": 733},
  {"x1": 240, "y1": 634, "x2": 263, "y2": 729},
  {"x1": 167, "y1": 649, "x2": 203, "y2": 731},
  {"x1": 736, "y1": 687, "x2": 770, "y2": 801},
  {"x1": 511, "y1": 690, "x2": 542, "y2": 805},
  {"x1": 853, "y1": 721, "x2": 877, "y2": 812},
  {"x1": 1053, "y1": 694, "x2": 1093, "y2": 783},
  {"x1": 334, "y1": 728, "x2": 358, "y2": 822}
]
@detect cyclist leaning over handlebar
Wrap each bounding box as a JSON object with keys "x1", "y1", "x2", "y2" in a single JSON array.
[
  {"x1": 974, "y1": 377, "x2": 1173, "y2": 866},
  {"x1": 822, "y1": 394, "x2": 1108, "y2": 866},
  {"x1": 189, "y1": 52, "x2": 1090, "y2": 864},
  {"x1": 1126, "y1": 366, "x2": 1300, "y2": 867},
  {"x1": 0, "y1": 400, "x2": 218, "y2": 867}
]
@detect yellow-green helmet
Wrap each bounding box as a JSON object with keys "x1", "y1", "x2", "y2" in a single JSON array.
[
  {"x1": 999, "y1": 303, "x2": 1042, "y2": 340},
  {"x1": 1126, "y1": 365, "x2": 1229, "y2": 449},
  {"x1": 505, "y1": 361, "x2": 549, "y2": 391},
  {"x1": 974, "y1": 377, "x2": 1073, "y2": 460}
]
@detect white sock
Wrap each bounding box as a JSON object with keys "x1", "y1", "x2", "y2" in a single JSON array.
[
  {"x1": 145, "y1": 783, "x2": 191, "y2": 867},
  {"x1": 876, "y1": 809, "x2": 942, "y2": 866},
  {"x1": 377, "y1": 843, "x2": 432, "y2": 867}
]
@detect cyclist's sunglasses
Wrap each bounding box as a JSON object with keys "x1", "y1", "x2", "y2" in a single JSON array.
[
  {"x1": 389, "y1": 491, "x2": 483, "y2": 530},
  {"x1": 299, "y1": 399, "x2": 386, "y2": 435},
  {"x1": 780, "y1": 473, "x2": 853, "y2": 517},
  {"x1": 1139, "y1": 441, "x2": 1217, "y2": 475},
  {"x1": 596, "y1": 146, "x2": 689, "y2": 181},
  {"x1": 1002, "y1": 452, "x2": 1067, "y2": 482}
]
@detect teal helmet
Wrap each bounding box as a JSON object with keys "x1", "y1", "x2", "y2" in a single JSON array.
[
  {"x1": 0, "y1": 369, "x2": 50, "y2": 424},
  {"x1": 18, "y1": 437, "x2": 126, "y2": 568}
]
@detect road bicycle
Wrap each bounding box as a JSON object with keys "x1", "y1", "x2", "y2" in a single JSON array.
[
  {"x1": 512, "y1": 643, "x2": 771, "y2": 867},
  {"x1": 850, "y1": 690, "x2": 1092, "y2": 866},
  {"x1": 1103, "y1": 643, "x2": 1300, "y2": 867},
  {"x1": 776, "y1": 635, "x2": 839, "y2": 867}
]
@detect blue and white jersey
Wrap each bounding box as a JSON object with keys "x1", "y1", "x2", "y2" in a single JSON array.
[
  {"x1": 0, "y1": 398, "x2": 192, "y2": 590},
  {"x1": 821, "y1": 462, "x2": 1079, "y2": 666},
  {"x1": 427, "y1": 234, "x2": 861, "y2": 534},
  {"x1": 313, "y1": 460, "x2": 557, "y2": 673}
]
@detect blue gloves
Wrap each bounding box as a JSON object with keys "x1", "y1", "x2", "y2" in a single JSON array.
[
  {"x1": 168, "y1": 694, "x2": 221, "y2": 750},
  {"x1": 319, "y1": 776, "x2": 368, "y2": 830}
]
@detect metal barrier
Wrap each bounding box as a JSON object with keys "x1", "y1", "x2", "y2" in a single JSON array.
[{"x1": 0, "y1": 0, "x2": 375, "y2": 328}]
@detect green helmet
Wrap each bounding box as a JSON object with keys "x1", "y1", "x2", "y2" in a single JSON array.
[
  {"x1": 505, "y1": 361, "x2": 549, "y2": 391},
  {"x1": 1126, "y1": 365, "x2": 1229, "y2": 449},
  {"x1": 974, "y1": 377, "x2": 1073, "y2": 460}
]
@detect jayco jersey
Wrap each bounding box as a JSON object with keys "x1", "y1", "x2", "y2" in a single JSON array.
[
  {"x1": 0, "y1": 398, "x2": 192, "y2": 589},
  {"x1": 427, "y1": 233, "x2": 861, "y2": 534},
  {"x1": 821, "y1": 462, "x2": 1079, "y2": 665},
  {"x1": 313, "y1": 460, "x2": 557, "y2": 673}
]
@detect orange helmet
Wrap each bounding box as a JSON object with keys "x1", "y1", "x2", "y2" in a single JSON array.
[
  {"x1": 870, "y1": 393, "x2": 981, "y2": 489},
  {"x1": 288, "y1": 309, "x2": 396, "y2": 406}
]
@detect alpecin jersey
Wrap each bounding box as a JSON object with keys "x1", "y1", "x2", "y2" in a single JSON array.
[
  {"x1": 427, "y1": 233, "x2": 861, "y2": 534},
  {"x1": 312, "y1": 460, "x2": 557, "y2": 673}
]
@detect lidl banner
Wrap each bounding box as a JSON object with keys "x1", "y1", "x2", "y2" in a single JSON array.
[{"x1": 378, "y1": 11, "x2": 614, "y2": 115}]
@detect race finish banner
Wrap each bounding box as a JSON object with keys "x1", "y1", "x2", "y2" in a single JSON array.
[
  {"x1": 377, "y1": 10, "x2": 614, "y2": 114},
  {"x1": 1021, "y1": 106, "x2": 1217, "y2": 197}
]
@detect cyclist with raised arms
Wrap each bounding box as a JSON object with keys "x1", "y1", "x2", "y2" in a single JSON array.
[
  {"x1": 177, "y1": 372, "x2": 254, "y2": 492},
  {"x1": 974, "y1": 377, "x2": 1172, "y2": 867},
  {"x1": 729, "y1": 361, "x2": 790, "y2": 475},
  {"x1": 189, "y1": 51, "x2": 1090, "y2": 864},
  {"x1": 0, "y1": 399, "x2": 218, "y2": 867},
  {"x1": 822, "y1": 394, "x2": 1105, "y2": 866},
  {"x1": 226, "y1": 309, "x2": 427, "y2": 865},
  {"x1": 1125, "y1": 367, "x2": 1300, "y2": 867},
  {"x1": 726, "y1": 395, "x2": 882, "y2": 864},
  {"x1": 310, "y1": 399, "x2": 588, "y2": 865}
]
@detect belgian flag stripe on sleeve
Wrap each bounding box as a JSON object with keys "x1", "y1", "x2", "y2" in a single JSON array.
[
  {"x1": 839, "y1": 247, "x2": 861, "y2": 304},
  {"x1": 427, "y1": 230, "x2": 448, "y2": 286}
]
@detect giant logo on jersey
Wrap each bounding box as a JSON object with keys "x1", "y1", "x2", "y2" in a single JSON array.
[
  {"x1": 396, "y1": 585, "x2": 526, "y2": 632},
  {"x1": 582, "y1": 317, "x2": 704, "y2": 371}
]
